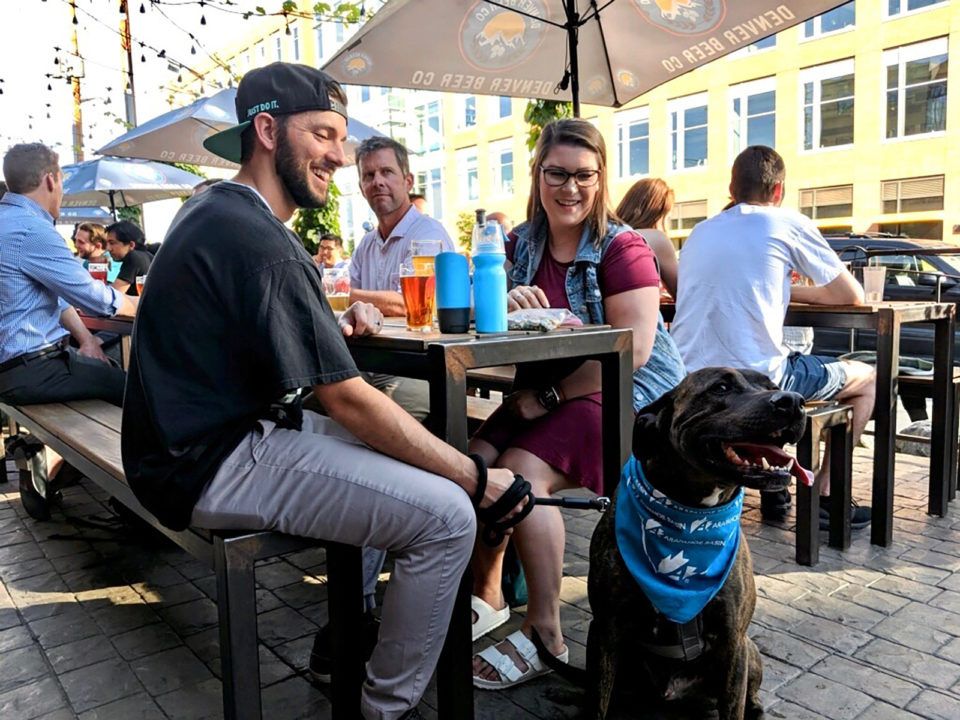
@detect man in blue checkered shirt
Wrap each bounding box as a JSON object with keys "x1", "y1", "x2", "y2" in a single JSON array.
[{"x1": 0, "y1": 143, "x2": 138, "y2": 406}]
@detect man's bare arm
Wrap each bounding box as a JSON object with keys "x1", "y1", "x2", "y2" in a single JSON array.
[
  {"x1": 349, "y1": 288, "x2": 406, "y2": 317},
  {"x1": 791, "y1": 271, "x2": 864, "y2": 306}
]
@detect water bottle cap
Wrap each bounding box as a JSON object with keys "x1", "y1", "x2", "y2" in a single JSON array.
[{"x1": 475, "y1": 220, "x2": 505, "y2": 254}]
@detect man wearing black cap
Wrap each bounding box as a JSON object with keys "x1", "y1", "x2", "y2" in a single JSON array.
[{"x1": 121, "y1": 63, "x2": 525, "y2": 720}]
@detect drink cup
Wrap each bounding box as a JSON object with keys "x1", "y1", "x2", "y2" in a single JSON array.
[
  {"x1": 862, "y1": 266, "x2": 887, "y2": 303},
  {"x1": 411, "y1": 239, "x2": 442, "y2": 275},
  {"x1": 322, "y1": 267, "x2": 351, "y2": 312},
  {"x1": 136, "y1": 274, "x2": 146, "y2": 296},
  {"x1": 88, "y1": 262, "x2": 108, "y2": 283},
  {"x1": 400, "y1": 262, "x2": 436, "y2": 332}
]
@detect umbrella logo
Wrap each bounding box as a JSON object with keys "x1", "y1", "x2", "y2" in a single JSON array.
[
  {"x1": 342, "y1": 52, "x2": 373, "y2": 78},
  {"x1": 460, "y1": 0, "x2": 548, "y2": 71},
  {"x1": 617, "y1": 70, "x2": 639, "y2": 89},
  {"x1": 632, "y1": 0, "x2": 726, "y2": 36}
]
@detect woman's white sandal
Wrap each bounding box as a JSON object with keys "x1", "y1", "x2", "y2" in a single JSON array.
[
  {"x1": 471, "y1": 595, "x2": 510, "y2": 642},
  {"x1": 473, "y1": 630, "x2": 569, "y2": 689}
]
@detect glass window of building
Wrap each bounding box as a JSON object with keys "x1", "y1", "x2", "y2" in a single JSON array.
[
  {"x1": 882, "y1": 176, "x2": 944, "y2": 213},
  {"x1": 415, "y1": 101, "x2": 442, "y2": 153},
  {"x1": 801, "y1": 59, "x2": 855, "y2": 150},
  {"x1": 456, "y1": 148, "x2": 479, "y2": 203},
  {"x1": 292, "y1": 27, "x2": 300, "y2": 61},
  {"x1": 668, "y1": 93, "x2": 708, "y2": 170},
  {"x1": 887, "y1": 0, "x2": 946, "y2": 17},
  {"x1": 613, "y1": 107, "x2": 649, "y2": 179},
  {"x1": 456, "y1": 96, "x2": 477, "y2": 129},
  {"x1": 489, "y1": 139, "x2": 514, "y2": 196},
  {"x1": 275, "y1": 33, "x2": 283, "y2": 61},
  {"x1": 884, "y1": 37, "x2": 948, "y2": 139},
  {"x1": 803, "y1": 2, "x2": 854, "y2": 39},
  {"x1": 415, "y1": 168, "x2": 445, "y2": 221},
  {"x1": 799, "y1": 185, "x2": 854, "y2": 219},
  {"x1": 314, "y1": 16, "x2": 324, "y2": 60},
  {"x1": 336, "y1": 22, "x2": 345, "y2": 42},
  {"x1": 361, "y1": 86, "x2": 371, "y2": 103},
  {"x1": 669, "y1": 200, "x2": 708, "y2": 231},
  {"x1": 729, "y1": 78, "x2": 776, "y2": 157},
  {"x1": 497, "y1": 96, "x2": 511, "y2": 118}
]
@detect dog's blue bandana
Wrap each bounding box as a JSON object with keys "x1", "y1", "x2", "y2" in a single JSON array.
[{"x1": 615, "y1": 456, "x2": 744, "y2": 624}]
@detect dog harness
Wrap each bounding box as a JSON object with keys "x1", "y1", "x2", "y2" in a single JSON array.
[{"x1": 615, "y1": 456, "x2": 743, "y2": 629}]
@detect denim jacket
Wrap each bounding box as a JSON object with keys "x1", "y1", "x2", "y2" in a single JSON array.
[{"x1": 510, "y1": 218, "x2": 685, "y2": 411}]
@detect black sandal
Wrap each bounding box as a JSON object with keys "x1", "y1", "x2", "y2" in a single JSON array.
[{"x1": 469, "y1": 454, "x2": 535, "y2": 546}]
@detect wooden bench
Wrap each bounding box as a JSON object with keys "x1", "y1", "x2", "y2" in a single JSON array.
[
  {"x1": 898, "y1": 369, "x2": 960, "y2": 500},
  {"x1": 0, "y1": 399, "x2": 364, "y2": 720}
]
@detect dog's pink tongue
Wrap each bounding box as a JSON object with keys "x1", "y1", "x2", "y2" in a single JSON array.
[
  {"x1": 791, "y1": 460, "x2": 815, "y2": 487},
  {"x1": 733, "y1": 443, "x2": 814, "y2": 487}
]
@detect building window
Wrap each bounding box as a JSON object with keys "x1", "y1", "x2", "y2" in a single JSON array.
[
  {"x1": 258, "y1": 43, "x2": 266, "y2": 63},
  {"x1": 668, "y1": 93, "x2": 708, "y2": 170},
  {"x1": 801, "y1": 60, "x2": 855, "y2": 150},
  {"x1": 799, "y1": 185, "x2": 854, "y2": 219},
  {"x1": 361, "y1": 86, "x2": 371, "y2": 103},
  {"x1": 416, "y1": 167, "x2": 444, "y2": 221},
  {"x1": 275, "y1": 34, "x2": 283, "y2": 61},
  {"x1": 669, "y1": 200, "x2": 708, "y2": 231},
  {"x1": 884, "y1": 38, "x2": 947, "y2": 139},
  {"x1": 882, "y1": 175, "x2": 944, "y2": 213},
  {"x1": 887, "y1": 0, "x2": 946, "y2": 17},
  {"x1": 497, "y1": 96, "x2": 511, "y2": 118},
  {"x1": 457, "y1": 96, "x2": 477, "y2": 129},
  {"x1": 730, "y1": 78, "x2": 776, "y2": 157},
  {"x1": 314, "y1": 17, "x2": 324, "y2": 60},
  {"x1": 489, "y1": 140, "x2": 514, "y2": 196},
  {"x1": 614, "y1": 108, "x2": 649, "y2": 178},
  {"x1": 292, "y1": 27, "x2": 300, "y2": 61},
  {"x1": 803, "y1": 2, "x2": 854, "y2": 39},
  {"x1": 415, "y1": 101, "x2": 442, "y2": 153},
  {"x1": 336, "y1": 23, "x2": 345, "y2": 42},
  {"x1": 456, "y1": 148, "x2": 479, "y2": 203}
]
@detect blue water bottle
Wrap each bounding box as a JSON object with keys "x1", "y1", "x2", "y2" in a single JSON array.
[{"x1": 472, "y1": 210, "x2": 508, "y2": 333}]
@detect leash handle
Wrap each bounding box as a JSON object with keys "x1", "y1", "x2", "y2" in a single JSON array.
[{"x1": 533, "y1": 496, "x2": 610, "y2": 512}]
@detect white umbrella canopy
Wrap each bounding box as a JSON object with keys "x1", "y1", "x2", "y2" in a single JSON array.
[
  {"x1": 61, "y1": 157, "x2": 204, "y2": 214},
  {"x1": 56, "y1": 206, "x2": 113, "y2": 225},
  {"x1": 97, "y1": 87, "x2": 387, "y2": 168},
  {"x1": 324, "y1": 0, "x2": 850, "y2": 115}
]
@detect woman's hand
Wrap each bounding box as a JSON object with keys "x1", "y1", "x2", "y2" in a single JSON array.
[
  {"x1": 504, "y1": 389, "x2": 548, "y2": 421},
  {"x1": 507, "y1": 285, "x2": 550, "y2": 311}
]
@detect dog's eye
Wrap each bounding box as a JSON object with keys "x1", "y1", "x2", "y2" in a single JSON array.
[{"x1": 713, "y1": 382, "x2": 732, "y2": 394}]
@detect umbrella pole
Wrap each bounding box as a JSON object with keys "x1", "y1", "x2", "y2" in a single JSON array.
[
  {"x1": 109, "y1": 191, "x2": 117, "y2": 220},
  {"x1": 565, "y1": 0, "x2": 581, "y2": 117}
]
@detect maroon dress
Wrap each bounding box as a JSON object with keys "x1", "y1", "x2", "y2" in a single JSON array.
[{"x1": 473, "y1": 230, "x2": 659, "y2": 494}]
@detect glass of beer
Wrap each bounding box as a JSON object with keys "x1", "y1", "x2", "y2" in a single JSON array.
[
  {"x1": 400, "y1": 262, "x2": 435, "y2": 332},
  {"x1": 88, "y1": 262, "x2": 108, "y2": 283},
  {"x1": 136, "y1": 274, "x2": 146, "y2": 296},
  {"x1": 322, "y1": 267, "x2": 351, "y2": 311},
  {"x1": 411, "y1": 239, "x2": 442, "y2": 275}
]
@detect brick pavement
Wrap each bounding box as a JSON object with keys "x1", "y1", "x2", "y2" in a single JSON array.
[{"x1": 1, "y1": 446, "x2": 959, "y2": 719}]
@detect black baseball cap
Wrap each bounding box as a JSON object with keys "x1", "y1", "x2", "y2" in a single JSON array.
[{"x1": 203, "y1": 62, "x2": 348, "y2": 164}]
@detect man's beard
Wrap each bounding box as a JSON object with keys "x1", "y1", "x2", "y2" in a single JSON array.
[{"x1": 275, "y1": 129, "x2": 327, "y2": 209}]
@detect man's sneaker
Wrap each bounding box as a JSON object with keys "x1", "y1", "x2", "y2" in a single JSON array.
[
  {"x1": 309, "y1": 611, "x2": 380, "y2": 683},
  {"x1": 819, "y1": 495, "x2": 871, "y2": 530},
  {"x1": 760, "y1": 488, "x2": 792, "y2": 522}
]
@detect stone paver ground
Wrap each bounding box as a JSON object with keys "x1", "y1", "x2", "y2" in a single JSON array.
[{"x1": 1, "y1": 445, "x2": 960, "y2": 719}]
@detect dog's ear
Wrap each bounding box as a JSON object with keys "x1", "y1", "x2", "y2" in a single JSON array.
[{"x1": 633, "y1": 389, "x2": 675, "y2": 456}]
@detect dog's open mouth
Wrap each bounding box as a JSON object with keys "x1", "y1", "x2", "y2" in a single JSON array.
[{"x1": 720, "y1": 442, "x2": 814, "y2": 487}]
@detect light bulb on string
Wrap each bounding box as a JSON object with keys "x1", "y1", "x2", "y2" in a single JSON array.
[
  {"x1": 191, "y1": 45, "x2": 196, "y2": 55},
  {"x1": 139, "y1": 3, "x2": 145, "y2": 13},
  {"x1": 201, "y1": 15, "x2": 206, "y2": 25},
  {"x1": 141, "y1": 54, "x2": 146, "y2": 62}
]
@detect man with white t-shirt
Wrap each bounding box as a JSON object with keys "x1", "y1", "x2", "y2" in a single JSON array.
[{"x1": 671, "y1": 145, "x2": 875, "y2": 528}]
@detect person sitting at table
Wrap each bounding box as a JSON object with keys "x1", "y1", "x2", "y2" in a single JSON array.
[
  {"x1": 670, "y1": 145, "x2": 875, "y2": 529},
  {"x1": 121, "y1": 62, "x2": 528, "y2": 720},
  {"x1": 468, "y1": 118, "x2": 686, "y2": 689},
  {"x1": 615, "y1": 177, "x2": 679, "y2": 299},
  {"x1": 74, "y1": 222, "x2": 121, "y2": 282},
  {"x1": 105, "y1": 220, "x2": 153, "y2": 296},
  {"x1": 313, "y1": 231, "x2": 349, "y2": 269}
]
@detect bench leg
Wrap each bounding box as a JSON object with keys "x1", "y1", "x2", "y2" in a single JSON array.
[
  {"x1": 214, "y1": 536, "x2": 261, "y2": 720},
  {"x1": 951, "y1": 383, "x2": 959, "y2": 501},
  {"x1": 828, "y1": 419, "x2": 853, "y2": 551},
  {"x1": 326, "y1": 542, "x2": 364, "y2": 720},
  {"x1": 796, "y1": 425, "x2": 819, "y2": 567}
]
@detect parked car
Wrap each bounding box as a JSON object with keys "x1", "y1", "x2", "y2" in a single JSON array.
[{"x1": 810, "y1": 233, "x2": 960, "y2": 363}]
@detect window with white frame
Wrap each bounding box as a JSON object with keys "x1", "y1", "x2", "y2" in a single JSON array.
[
  {"x1": 668, "y1": 94, "x2": 708, "y2": 170},
  {"x1": 730, "y1": 78, "x2": 776, "y2": 156},
  {"x1": 457, "y1": 148, "x2": 479, "y2": 203},
  {"x1": 292, "y1": 27, "x2": 300, "y2": 61},
  {"x1": 882, "y1": 175, "x2": 944, "y2": 213},
  {"x1": 728, "y1": 34, "x2": 775, "y2": 61},
  {"x1": 801, "y1": 60, "x2": 855, "y2": 150},
  {"x1": 415, "y1": 167, "x2": 445, "y2": 220},
  {"x1": 456, "y1": 96, "x2": 477, "y2": 129},
  {"x1": 489, "y1": 139, "x2": 514, "y2": 196},
  {"x1": 258, "y1": 42, "x2": 266, "y2": 63},
  {"x1": 497, "y1": 96, "x2": 511, "y2": 118},
  {"x1": 668, "y1": 200, "x2": 708, "y2": 231},
  {"x1": 314, "y1": 17, "x2": 324, "y2": 60},
  {"x1": 361, "y1": 86, "x2": 371, "y2": 103},
  {"x1": 884, "y1": 37, "x2": 947, "y2": 139},
  {"x1": 275, "y1": 33, "x2": 283, "y2": 61},
  {"x1": 799, "y1": 185, "x2": 853, "y2": 219},
  {"x1": 336, "y1": 23, "x2": 345, "y2": 42},
  {"x1": 887, "y1": 0, "x2": 946, "y2": 17},
  {"x1": 802, "y1": 2, "x2": 854, "y2": 39},
  {"x1": 614, "y1": 107, "x2": 649, "y2": 178},
  {"x1": 415, "y1": 101, "x2": 442, "y2": 153}
]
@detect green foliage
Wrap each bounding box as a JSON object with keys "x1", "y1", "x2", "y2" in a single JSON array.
[
  {"x1": 523, "y1": 99, "x2": 574, "y2": 153},
  {"x1": 171, "y1": 162, "x2": 206, "y2": 179},
  {"x1": 117, "y1": 205, "x2": 142, "y2": 226},
  {"x1": 456, "y1": 211, "x2": 474, "y2": 252},
  {"x1": 292, "y1": 180, "x2": 342, "y2": 255}
]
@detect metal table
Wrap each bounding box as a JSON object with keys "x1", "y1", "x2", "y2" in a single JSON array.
[{"x1": 347, "y1": 319, "x2": 634, "y2": 719}]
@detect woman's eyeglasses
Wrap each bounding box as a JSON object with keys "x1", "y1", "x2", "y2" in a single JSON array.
[{"x1": 540, "y1": 166, "x2": 600, "y2": 188}]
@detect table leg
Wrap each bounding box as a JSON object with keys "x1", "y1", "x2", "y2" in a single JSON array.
[
  {"x1": 928, "y1": 313, "x2": 956, "y2": 516},
  {"x1": 599, "y1": 339, "x2": 634, "y2": 497},
  {"x1": 871, "y1": 309, "x2": 900, "y2": 547}
]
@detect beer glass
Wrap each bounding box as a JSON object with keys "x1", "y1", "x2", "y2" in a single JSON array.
[
  {"x1": 399, "y1": 262, "x2": 435, "y2": 332},
  {"x1": 136, "y1": 274, "x2": 146, "y2": 296},
  {"x1": 88, "y1": 262, "x2": 108, "y2": 284},
  {"x1": 322, "y1": 267, "x2": 351, "y2": 311},
  {"x1": 411, "y1": 239, "x2": 442, "y2": 275}
]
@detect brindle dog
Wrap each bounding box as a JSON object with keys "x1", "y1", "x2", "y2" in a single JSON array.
[{"x1": 586, "y1": 367, "x2": 807, "y2": 720}]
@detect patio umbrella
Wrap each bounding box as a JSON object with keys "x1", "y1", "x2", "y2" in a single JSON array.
[
  {"x1": 60, "y1": 157, "x2": 204, "y2": 216},
  {"x1": 97, "y1": 87, "x2": 386, "y2": 168},
  {"x1": 323, "y1": 0, "x2": 850, "y2": 116},
  {"x1": 56, "y1": 206, "x2": 113, "y2": 225}
]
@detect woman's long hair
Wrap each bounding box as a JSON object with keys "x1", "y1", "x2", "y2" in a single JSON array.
[
  {"x1": 616, "y1": 178, "x2": 674, "y2": 231},
  {"x1": 526, "y1": 119, "x2": 619, "y2": 243}
]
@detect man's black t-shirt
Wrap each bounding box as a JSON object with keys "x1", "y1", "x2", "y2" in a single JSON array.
[
  {"x1": 122, "y1": 182, "x2": 360, "y2": 530},
  {"x1": 116, "y1": 248, "x2": 153, "y2": 294}
]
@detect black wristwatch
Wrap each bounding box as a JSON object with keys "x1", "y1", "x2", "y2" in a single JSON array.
[{"x1": 537, "y1": 386, "x2": 562, "y2": 411}]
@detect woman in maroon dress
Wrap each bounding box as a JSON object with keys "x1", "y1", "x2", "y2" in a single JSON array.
[{"x1": 470, "y1": 120, "x2": 685, "y2": 688}]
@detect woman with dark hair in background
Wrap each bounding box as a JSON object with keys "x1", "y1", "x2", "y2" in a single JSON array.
[
  {"x1": 105, "y1": 220, "x2": 152, "y2": 295},
  {"x1": 616, "y1": 177, "x2": 679, "y2": 299}
]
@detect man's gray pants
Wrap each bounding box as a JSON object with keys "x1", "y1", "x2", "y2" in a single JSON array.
[{"x1": 191, "y1": 411, "x2": 475, "y2": 720}]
